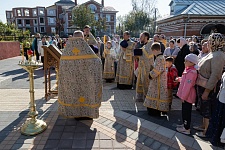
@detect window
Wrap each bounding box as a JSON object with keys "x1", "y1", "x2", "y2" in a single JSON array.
[
  {"x1": 25, "y1": 9, "x2": 29, "y2": 16},
  {"x1": 25, "y1": 20, "x2": 30, "y2": 25},
  {"x1": 51, "y1": 27, "x2": 56, "y2": 33},
  {"x1": 88, "y1": 4, "x2": 97, "y2": 13},
  {"x1": 48, "y1": 10, "x2": 55, "y2": 15},
  {"x1": 17, "y1": 10, "x2": 21, "y2": 16},
  {"x1": 48, "y1": 18, "x2": 55, "y2": 24},
  {"x1": 6, "y1": 12, "x2": 10, "y2": 18},
  {"x1": 106, "y1": 26, "x2": 111, "y2": 33},
  {"x1": 111, "y1": 15, "x2": 114, "y2": 21},
  {"x1": 40, "y1": 17, "x2": 44, "y2": 24},
  {"x1": 34, "y1": 27, "x2": 38, "y2": 33},
  {"x1": 34, "y1": 19, "x2": 37, "y2": 24},
  {"x1": 171, "y1": 4, "x2": 174, "y2": 13},
  {"x1": 33, "y1": 9, "x2": 37, "y2": 16},
  {"x1": 95, "y1": 14, "x2": 99, "y2": 21},
  {"x1": 38, "y1": 8, "x2": 45, "y2": 15},
  {"x1": 18, "y1": 19, "x2": 22, "y2": 24},
  {"x1": 106, "y1": 14, "x2": 110, "y2": 22},
  {"x1": 40, "y1": 27, "x2": 45, "y2": 33}
]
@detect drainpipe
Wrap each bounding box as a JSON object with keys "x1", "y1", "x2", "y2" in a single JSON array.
[{"x1": 184, "y1": 15, "x2": 190, "y2": 38}]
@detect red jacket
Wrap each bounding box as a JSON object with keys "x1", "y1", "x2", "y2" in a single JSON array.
[{"x1": 167, "y1": 65, "x2": 178, "y2": 89}]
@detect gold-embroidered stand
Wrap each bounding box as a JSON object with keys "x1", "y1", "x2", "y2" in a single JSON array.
[
  {"x1": 18, "y1": 60, "x2": 47, "y2": 136},
  {"x1": 42, "y1": 45, "x2": 62, "y2": 100}
]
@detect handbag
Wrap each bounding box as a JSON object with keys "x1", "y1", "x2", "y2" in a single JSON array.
[{"x1": 196, "y1": 74, "x2": 208, "y2": 88}]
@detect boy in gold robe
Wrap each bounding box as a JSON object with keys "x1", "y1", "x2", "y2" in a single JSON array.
[{"x1": 144, "y1": 42, "x2": 170, "y2": 116}]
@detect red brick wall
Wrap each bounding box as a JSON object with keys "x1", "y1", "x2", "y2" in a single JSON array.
[{"x1": 0, "y1": 41, "x2": 20, "y2": 60}]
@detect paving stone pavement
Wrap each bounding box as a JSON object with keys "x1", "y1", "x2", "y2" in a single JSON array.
[{"x1": 0, "y1": 56, "x2": 224, "y2": 150}]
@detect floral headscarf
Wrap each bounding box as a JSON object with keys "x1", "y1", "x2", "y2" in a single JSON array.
[{"x1": 208, "y1": 33, "x2": 225, "y2": 52}]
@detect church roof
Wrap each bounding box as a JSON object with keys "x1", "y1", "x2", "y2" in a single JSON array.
[
  {"x1": 172, "y1": 0, "x2": 225, "y2": 16},
  {"x1": 55, "y1": 0, "x2": 75, "y2": 5},
  {"x1": 102, "y1": 6, "x2": 117, "y2": 12}
]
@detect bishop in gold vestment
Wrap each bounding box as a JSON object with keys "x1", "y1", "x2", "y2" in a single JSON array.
[{"x1": 58, "y1": 33, "x2": 102, "y2": 119}]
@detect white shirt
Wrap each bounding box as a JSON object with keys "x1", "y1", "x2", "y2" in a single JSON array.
[{"x1": 38, "y1": 41, "x2": 49, "y2": 56}]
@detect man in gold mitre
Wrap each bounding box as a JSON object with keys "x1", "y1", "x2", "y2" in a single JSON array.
[{"x1": 58, "y1": 30, "x2": 103, "y2": 119}]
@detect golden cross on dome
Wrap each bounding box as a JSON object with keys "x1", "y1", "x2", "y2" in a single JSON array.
[{"x1": 72, "y1": 47, "x2": 80, "y2": 55}]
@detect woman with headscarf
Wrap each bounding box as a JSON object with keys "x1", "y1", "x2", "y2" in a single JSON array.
[
  {"x1": 194, "y1": 33, "x2": 225, "y2": 139},
  {"x1": 174, "y1": 37, "x2": 190, "y2": 77}
]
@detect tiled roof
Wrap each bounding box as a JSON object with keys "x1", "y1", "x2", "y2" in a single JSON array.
[{"x1": 174, "y1": 0, "x2": 225, "y2": 15}]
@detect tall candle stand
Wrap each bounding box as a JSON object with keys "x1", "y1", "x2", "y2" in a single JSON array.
[{"x1": 18, "y1": 55, "x2": 47, "y2": 135}]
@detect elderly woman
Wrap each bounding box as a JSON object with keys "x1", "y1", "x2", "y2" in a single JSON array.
[
  {"x1": 195, "y1": 33, "x2": 225, "y2": 139},
  {"x1": 163, "y1": 39, "x2": 180, "y2": 58},
  {"x1": 174, "y1": 37, "x2": 190, "y2": 76}
]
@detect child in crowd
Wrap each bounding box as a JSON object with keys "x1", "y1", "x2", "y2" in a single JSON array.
[
  {"x1": 144, "y1": 42, "x2": 170, "y2": 116},
  {"x1": 165, "y1": 57, "x2": 178, "y2": 109},
  {"x1": 176, "y1": 54, "x2": 199, "y2": 135},
  {"x1": 103, "y1": 41, "x2": 115, "y2": 82}
]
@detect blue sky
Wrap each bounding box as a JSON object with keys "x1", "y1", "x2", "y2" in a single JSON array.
[{"x1": 0, "y1": 0, "x2": 171, "y2": 23}]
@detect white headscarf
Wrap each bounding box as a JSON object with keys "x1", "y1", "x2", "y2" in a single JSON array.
[{"x1": 178, "y1": 37, "x2": 188, "y2": 48}]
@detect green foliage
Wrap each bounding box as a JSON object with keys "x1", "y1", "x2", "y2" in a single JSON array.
[
  {"x1": 94, "y1": 17, "x2": 106, "y2": 36},
  {"x1": 117, "y1": 0, "x2": 158, "y2": 37},
  {"x1": 0, "y1": 21, "x2": 30, "y2": 42},
  {"x1": 72, "y1": 5, "x2": 95, "y2": 29},
  {"x1": 122, "y1": 10, "x2": 152, "y2": 37}
]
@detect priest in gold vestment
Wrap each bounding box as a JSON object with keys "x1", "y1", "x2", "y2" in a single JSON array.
[
  {"x1": 58, "y1": 31, "x2": 102, "y2": 119},
  {"x1": 116, "y1": 31, "x2": 135, "y2": 89},
  {"x1": 135, "y1": 32, "x2": 154, "y2": 101},
  {"x1": 83, "y1": 25, "x2": 100, "y2": 57}
]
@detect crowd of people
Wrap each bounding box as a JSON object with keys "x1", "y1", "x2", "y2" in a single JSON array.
[
  {"x1": 27, "y1": 25, "x2": 225, "y2": 147},
  {"x1": 96, "y1": 30, "x2": 225, "y2": 147}
]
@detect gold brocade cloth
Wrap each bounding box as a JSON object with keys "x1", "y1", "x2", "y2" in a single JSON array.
[
  {"x1": 58, "y1": 38, "x2": 103, "y2": 118},
  {"x1": 116, "y1": 40, "x2": 135, "y2": 85}
]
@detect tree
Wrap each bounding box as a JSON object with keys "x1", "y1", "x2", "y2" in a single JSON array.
[
  {"x1": 0, "y1": 21, "x2": 30, "y2": 42},
  {"x1": 122, "y1": 10, "x2": 151, "y2": 37},
  {"x1": 72, "y1": 5, "x2": 95, "y2": 29},
  {"x1": 131, "y1": 0, "x2": 157, "y2": 15},
  {"x1": 95, "y1": 17, "x2": 106, "y2": 36},
  {"x1": 55, "y1": 18, "x2": 65, "y2": 36}
]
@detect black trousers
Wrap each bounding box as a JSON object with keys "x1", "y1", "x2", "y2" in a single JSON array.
[
  {"x1": 35, "y1": 50, "x2": 40, "y2": 60},
  {"x1": 182, "y1": 101, "x2": 192, "y2": 130},
  {"x1": 114, "y1": 61, "x2": 117, "y2": 77}
]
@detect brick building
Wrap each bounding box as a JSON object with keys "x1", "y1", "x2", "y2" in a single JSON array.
[
  {"x1": 5, "y1": 0, "x2": 118, "y2": 36},
  {"x1": 156, "y1": 0, "x2": 225, "y2": 39}
]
